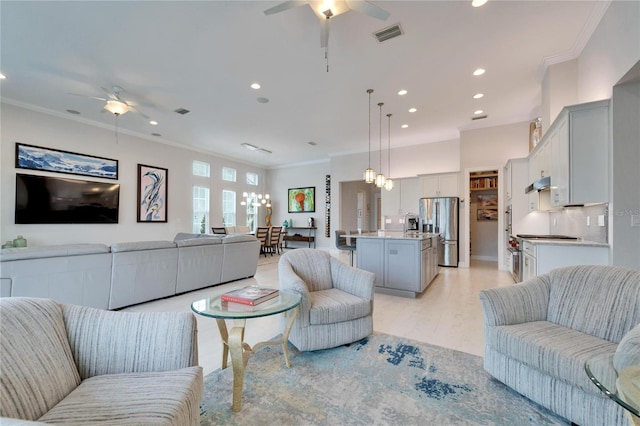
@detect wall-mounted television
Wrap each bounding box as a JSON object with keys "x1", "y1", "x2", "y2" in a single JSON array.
[{"x1": 15, "y1": 173, "x2": 120, "y2": 224}]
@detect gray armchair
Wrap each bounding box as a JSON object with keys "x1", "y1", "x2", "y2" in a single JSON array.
[
  {"x1": 278, "y1": 249, "x2": 375, "y2": 351},
  {"x1": 0, "y1": 297, "x2": 203, "y2": 425},
  {"x1": 479, "y1": 265, "x2": 640, "y2": 426}
]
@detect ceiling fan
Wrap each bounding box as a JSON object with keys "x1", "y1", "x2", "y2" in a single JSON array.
[
  {"x1": 68, "y1": 85, "x2": 150, "y2": 118},
  {"x1": 264, "y1": 0, "x2": 390, "y2": 48}
]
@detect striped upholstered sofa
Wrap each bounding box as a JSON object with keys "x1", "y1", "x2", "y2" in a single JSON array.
[
  {"x1": 480, "y1": 265, "x2": 640, "y2": 426},
  {"x1": 0, "y1": 297, "x2": 203, "y2": 425}
]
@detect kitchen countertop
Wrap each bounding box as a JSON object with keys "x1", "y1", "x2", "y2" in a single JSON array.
[
  {"x1": 344, "y1": 231, "x2": 438, "y2": 240},
  {"x1": 519, "y1": 237, "x2": 609, "y2": 248}
]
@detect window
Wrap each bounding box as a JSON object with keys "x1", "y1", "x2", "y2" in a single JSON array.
[
  {"x1": 222, "y1": 190, "x2": 236, "y2": 227},
  {"x1": 192, "y1": 161, "x2": 210, "y2": 177},
  {"x1": 246, "y1": 193, "x2": 257, "y2": 232},
  {"x1": 222, "y1": 167, "x2": 236, "y2": 182},
  {"x1": 246, "y1": 172, "x2": 259, "y2": 186},
  {"x1": 193, "y1": 186, "x2": 210, "y2": 233}
]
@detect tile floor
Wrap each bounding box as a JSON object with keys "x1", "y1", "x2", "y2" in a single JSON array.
[{"x1": 123, "y1": 251, "x2": 515, "y2": 376}]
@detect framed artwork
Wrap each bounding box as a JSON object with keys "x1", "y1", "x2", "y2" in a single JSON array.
[
  {"x1": 288, "y1": 187, "x2": 315, "y2": 213},
  {"x1": 477, "y1": 194, "x2": 498, "y2": 207},
  {"x1": 15, "y1": 142, "x2": 118, "y2": 180},
  {"x1": 137, "y1": 164, "x2": 168, "y2": 222},
  {"x1": 477, "y1": 208, "x2": 498, "y2": 221}
]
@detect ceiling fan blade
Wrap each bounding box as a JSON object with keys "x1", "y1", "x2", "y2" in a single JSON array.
[
  {"x1": 67, "y1": 93, "x2": 108, "y2": 102},
  {"x1": 345, "y1": 0, "x2": 390, "y2": 20},
  {"x1": 320, "y1": 19, "x2": 330, "y2": 48},
  {"x1": 264, "y1": 0, "x2": 307, "y2": 15},
  {"x1": 127, "y1": 104, "x2": 150, "y2": 120}
]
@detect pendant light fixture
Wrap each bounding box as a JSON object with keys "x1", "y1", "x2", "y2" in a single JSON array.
[
  {"x1": 375, "y1": 102, "x2": 386, "y2": 188},
  {"x1": 384, "y1": 113, "x2": 394, "y2": 191},
  {"x1": 363, "y1": 89, "x2": 376, "y2": 183}
]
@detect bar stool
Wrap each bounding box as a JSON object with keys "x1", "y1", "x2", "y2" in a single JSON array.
[{"x1": 335, "y1": 230, "x2": 356, "y2": 266}]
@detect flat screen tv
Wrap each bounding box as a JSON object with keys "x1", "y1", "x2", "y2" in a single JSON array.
[{"x1": 15, "y1": 173, "x2": 120, "y2": 224}]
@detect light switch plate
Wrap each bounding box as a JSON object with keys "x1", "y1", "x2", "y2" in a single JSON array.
[
  {"x1": 598, "y1": 215, "x2": 605, "y2": 227},
  {"x1": 586, "y1": 216, "x2": 591, "y2": 227}
]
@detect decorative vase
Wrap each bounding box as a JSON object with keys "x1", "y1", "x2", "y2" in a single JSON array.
[
  {"x1": 289, "y1": 218, "x2": 293, "y2": 227},
  {"x1": 283, "y1": 220, "x2": 289, "y2": 228},
  {"x1": 13, "y1": 235, "x2": 27, "y2": 248}
]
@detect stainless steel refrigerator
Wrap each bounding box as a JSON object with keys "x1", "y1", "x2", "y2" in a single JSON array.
[{"x1": 419, "y1": 197, "x2": 459, "y2": 267}]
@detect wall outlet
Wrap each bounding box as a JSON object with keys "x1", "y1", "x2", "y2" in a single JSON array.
[
  {"x1": 586, "y1": 216, "x2": 591, "y2": 227},
  {"x1": 598, "y1": 215, "x2": 605, "y2": 227}
]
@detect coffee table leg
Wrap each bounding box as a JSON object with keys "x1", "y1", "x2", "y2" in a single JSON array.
[
  {"x1": 214, "y1": 319, "x2": 230, "y2": 369},
  {"x1": 229, "y1": 319, "x2": 247, "y2": 412},
  {"x1": 281, "y1": 306, "x2": 299, "y2": 368}
]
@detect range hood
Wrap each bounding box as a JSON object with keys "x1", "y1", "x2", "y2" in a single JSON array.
[{"x1": 525, "y1": 176, "x2": 551, "y2": 194}]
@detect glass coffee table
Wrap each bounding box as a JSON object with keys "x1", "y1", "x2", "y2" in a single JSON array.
[
  {"x1": 585, "y1": 353, "x2": 640, "y2": 425},
  {"x1": 191, "y1": 290, "x2": 301, "y2": 412}
]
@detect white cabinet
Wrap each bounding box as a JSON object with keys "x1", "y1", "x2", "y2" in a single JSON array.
[
  {"x1": 519, "y1": 239, "x2": 609, "y2": 280},
  {"x1": 549, "y1": 100, "x2": 609, "y2": 208},
  {"x1": 381, "y1": 177, "x2": 419, "y2": 216},
  {"x1": 400, "y1": 178, "x2": 419, "y2": 214},
  {"x1": 419, "y1": 173, "x2": 459, "y2": 197}
]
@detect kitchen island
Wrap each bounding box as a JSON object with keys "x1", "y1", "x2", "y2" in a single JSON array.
[{"x1": 355, "y1": 231, "x2": 439, "y2": 298}]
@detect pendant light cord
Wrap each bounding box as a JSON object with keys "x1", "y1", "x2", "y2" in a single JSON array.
[
  {"x1": 387, "y1": 113, "x2": 392, "y2": 176},
  {"x1": 378, "y1": 102, "x2": 384, "y2": 172},
  {"x1": 367, "y1": 89, "x2": 373, "y2": 169}
]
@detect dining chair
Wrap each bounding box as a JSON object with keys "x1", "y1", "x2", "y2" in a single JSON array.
[
  {"x1": 268, "y1": 226, "x2": 281, "y2": 255},
  {"x1": 255, "y1": 227, "x2": 270, "y2": 257},
  {"x1": 277, "y1": 226, "x2": 286, "y2": 254}
]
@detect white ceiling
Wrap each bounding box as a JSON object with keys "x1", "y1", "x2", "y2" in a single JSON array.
[{"x1": 1, "y1": 0, "x2": 606, "y2": 168}]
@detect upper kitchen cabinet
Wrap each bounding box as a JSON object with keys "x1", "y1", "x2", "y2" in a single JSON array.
[
  {"x1": 419, "y1": 172, "x2": 459, "y2": 198},
  {"x1": 381, "y1": 177, "x2": 419, "y2": 216},
  {"x1": 549, "y1": 100, "x2": 609, "y2": 208}
]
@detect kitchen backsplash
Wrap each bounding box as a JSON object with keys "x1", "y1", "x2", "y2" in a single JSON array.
[{"x1": 549, "y1": 203, "x2": 608, "y2": 243}]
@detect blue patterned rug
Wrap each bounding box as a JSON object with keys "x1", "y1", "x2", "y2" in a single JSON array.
[{"x1": 200, "y1": 332, "x2": 569, "y2": 425}]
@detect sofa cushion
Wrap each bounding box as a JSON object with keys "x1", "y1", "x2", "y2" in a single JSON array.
[
  {"x1": 221, "y1": 234, "x2": 258, "y2": 244},
  {"x1": 37, "y1": 367, "x2": 203, "y2": 425},
  {"x1": 487, "y1": 320, "x2": 617, "y2": 395},
  {"x1": 175, "y1": 237, "x2": 222, "y2": 247},
  {"x1": 547, "y1": 266, "x2": 640, "y2": 343},
  {"x1": 0, "y1": 244, "x2": 109, "y2": 262},
  {"x1": 110, "y1": 241, "x2": 176, "y2": 252},
  {"x1": 309, "y1": 288, "x2": 372, "y2": 325},
  {"x1": 0, "y1": 298, "x2": 81, "y2": 421}
]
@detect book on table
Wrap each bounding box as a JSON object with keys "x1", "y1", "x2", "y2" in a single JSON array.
[{"x1": 220, "y1": 286, "x2": 279, "y2": 306}]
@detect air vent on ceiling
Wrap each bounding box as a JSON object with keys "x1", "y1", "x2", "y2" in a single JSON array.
[
  {"x1": 472, "y1": 115, "x2": 488, "y2": 120},
  {"x1": 174, "y1": 108, "x2": 190, "y2": 115},
  {"x1": 373, "y1": 23, "x2": 403, "y2": 43}
]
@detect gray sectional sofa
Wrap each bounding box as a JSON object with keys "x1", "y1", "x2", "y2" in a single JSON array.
[{"x1": 0, "y1": 233, "x2": 260, "y2": 310}]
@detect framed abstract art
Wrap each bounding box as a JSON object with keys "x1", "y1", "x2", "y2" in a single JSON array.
[{"x1": 137, "y1": 164, "x2": 168, "y2": 222}]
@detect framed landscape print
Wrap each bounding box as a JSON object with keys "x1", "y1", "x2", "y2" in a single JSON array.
[
  {"x1": 288, "y1": 187, "x2": 315, "y2": 213},
  {"x1": 477, "y1": 208, "x2": 498, "y2": 221},
  {"x1": 16, "y1": 143, "x2": 118, "y2": 179},
  {"x1": 137, "y1": 164, "x2": 168, "y2": 222}
]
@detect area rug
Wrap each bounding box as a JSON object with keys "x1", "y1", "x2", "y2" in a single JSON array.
[{"x1": 200, "y1": 332, "x2": 569, "y2": 425}]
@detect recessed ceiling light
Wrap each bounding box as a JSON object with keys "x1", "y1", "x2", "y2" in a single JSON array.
[
  {"x1": 250, "y1": 82, "x2": 261, "y2": 90},
  {"x1": 66, "y1": 109, "x2": 80, "y2": 115},
  {"x1": 401, "y1": 124, "x2": 409, "y2": 128},
  {"x1": 397, "y1": 89, "x2": 408, "y2": 96},
  {"x1": 473, "y1": 93, "x2": 484, "y2": 99},
  {"x1": 473, "y1": 68, "x2": 485, "y2": 76},
  {"x1": 408, "y1": 107, "x2": 417, "y2": 113},
  {"x1": 0, "y1": 73, "x2": 6, "y2": 80},
  {"x1": 472, "y1": 0, "x2": 488, "y2": 7},
  {"x1": 474, "y1": 110, "x2": 484, "y2": 115},
  {"x1": 149, "y1": 120, "x2": 158, "y2": 126}
]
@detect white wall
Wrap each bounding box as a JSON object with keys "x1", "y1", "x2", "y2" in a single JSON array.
[
  {"x1": 578, "y1": 0, "x2": 640, "y2": 103},
  {"x1": 266, "y1": 161, "x2": 331, "y2": 248},
  {"x1": 1, "y1": 104, "x2": 267, "y2": 246}
]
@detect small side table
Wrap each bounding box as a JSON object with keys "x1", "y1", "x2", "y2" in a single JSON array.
[
  {"x1": 191, "y1": 290, "x2": 301, "y2": 412},
  {"x1": 585, "y1": 353, "x2": 640, "y2": 425}
]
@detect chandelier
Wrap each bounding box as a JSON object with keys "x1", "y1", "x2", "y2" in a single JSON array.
[
  {"x1": 375, "y1": 102, "x2": 386, "y2": 188},
  {"x1": 240, "y1": 192, "x2": 271, "y2": 207},
  {"x1": 363, "y1": 89, "x2": 375, "y2": 183}
]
